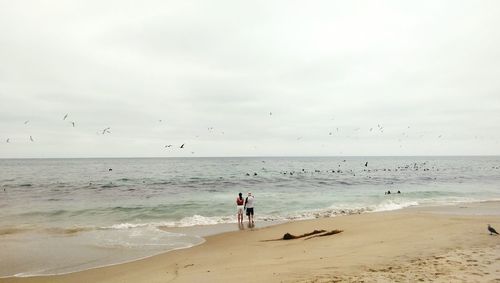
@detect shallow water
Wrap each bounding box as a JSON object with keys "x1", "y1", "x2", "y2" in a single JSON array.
[{"x1": 1, "y1": 156, "x2": 499, "y2": 276}]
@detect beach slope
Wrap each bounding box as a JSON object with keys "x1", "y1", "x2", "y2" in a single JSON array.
[{"x1": 3, "y1": 202, "x2": 500, "y2": 282}]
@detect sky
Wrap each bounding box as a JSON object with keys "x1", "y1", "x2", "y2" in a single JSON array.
[{"x1": 1, "y1": 0, "x2": 499, "y2": 158}]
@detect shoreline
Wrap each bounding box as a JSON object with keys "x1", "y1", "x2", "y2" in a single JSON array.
[
  {"x1": 2, "y1": 200, "x2": 500, "y2": 282},
  {"x1": 0, "y1": 221, "x2": 283, "y2": 279},
  {"x1": 0, "y1": 200, "x2": 471, "y2": 278}
]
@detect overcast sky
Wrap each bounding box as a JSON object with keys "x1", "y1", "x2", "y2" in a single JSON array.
[{"x1": 1, "y1": 1, "x2": 499, "y2": 158}]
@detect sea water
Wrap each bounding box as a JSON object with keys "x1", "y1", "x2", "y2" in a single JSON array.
[{"x1": 1, "y1": 156, "x2": 499, "y2": 276}]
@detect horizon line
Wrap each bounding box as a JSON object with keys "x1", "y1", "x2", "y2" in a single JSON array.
[{"x1": 0, "y1": 154, "x2": 499, "y2": 160}]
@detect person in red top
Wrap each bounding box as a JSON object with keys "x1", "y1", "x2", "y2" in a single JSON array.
[{"x1": 236, "y1": 192, "x2": 244, "y2": 224}]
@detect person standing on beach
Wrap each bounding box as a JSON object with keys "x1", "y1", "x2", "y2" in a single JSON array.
[
  {"x1": 244, "y1": 192, "x2": 255, "y2": 224},
  {"x1": 236, "y1": 192, "x2": 244, "y2": 224}
]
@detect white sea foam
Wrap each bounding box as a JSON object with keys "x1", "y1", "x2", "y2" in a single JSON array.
[
  {"x1": 104, "y1": 201, "x2": 432, "y2": 229},
  {"x1": 150, "y1": 215, "x2": 235, "y2": 227},
  {"x1": 103, "y1": 215, "x2": 236, "y2": 230},
  {"x1": 371, "y1": 200, "x2": 419, "y2": 212},
  {"x1": 107, "y1": 223, "x2": 149, "y2": 229}
]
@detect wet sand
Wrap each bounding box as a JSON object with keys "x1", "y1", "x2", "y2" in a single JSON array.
[{"x1": 2, "y1": 202, "x2": 500, "y2": 283}]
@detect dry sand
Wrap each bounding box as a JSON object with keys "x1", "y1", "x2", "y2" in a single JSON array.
[{"x1": 2, "y1": 202, "x2": 500, "y2": 283}]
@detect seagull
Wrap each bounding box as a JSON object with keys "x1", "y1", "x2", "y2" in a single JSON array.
[
  {"x1": 164, "y1": 145, "x2": 172, "y2": 148},
  {"x1": 180, "y1": 144, "x2": 185, "y2": 148},
  {"x1": 29, "y1": 136, "x2": 34, "y2": 142},
  {"x1": 63, "y1": 114, "x2": 68, "y2": 120},
  {"x1": 488, "y1": 224, "x2": 499, "y2": 235},
  {"x1": 102, "y1": 127, "x2": 111, "y2": 134},
  {"x1": 71, "y1": 121, "x2": 75, "y2": 127}
]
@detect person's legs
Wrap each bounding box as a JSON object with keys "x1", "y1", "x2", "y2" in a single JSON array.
[
  {"x1": 247, "y1": 209, "x2": 251, "y2": 223},
  {"x1": 247, "y1": 208, "x2": 254, "y2": 224}
]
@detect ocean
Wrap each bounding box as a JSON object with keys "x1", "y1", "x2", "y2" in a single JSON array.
[{"x1": 1, "y1": 156, "x2": 499, "y2": 277}]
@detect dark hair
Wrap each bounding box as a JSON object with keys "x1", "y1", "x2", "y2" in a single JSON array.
[{"x1": 238, "y1": 192, "x2": 243, "y2": 200}]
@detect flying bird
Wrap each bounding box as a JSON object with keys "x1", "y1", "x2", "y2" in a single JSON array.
[
  {"x1": 488, "y1": 224, "x2": 499, "y2": 235},
  {"x1": 269, "y1": 112, "x2": 272, "y2": 116},
  {"x1": 180, "y1": 144, "x2": 185, "y2": 148},
  {"x1": 24, "y1": 120, "x2": 29, "y2": 125},
  {"x1": 29, "y1": 136, "x2": 34, "y2": 142},
  {"x1": 164, "y1": 145, "x2": 172, "y2": 148},
  {"x1": 71, "y1": 121, "x2": 75, "y2": 127},
  {"x1": 6, "y1": 138, "x2": 10, "y2": 143},
  {"x1": 365, "y1": 162, "x2": 368, "y2": 167},
  {"x1": 63, "y1": 114, "x2": 68, "y2": 120},
  {"x1": 102, "y1": 127, "x2": 111, "y2": 134}
]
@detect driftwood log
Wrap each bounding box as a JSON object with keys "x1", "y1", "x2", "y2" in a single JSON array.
[
  {"x1": 282, "y1": 229, "x2": 326, "y2": 240},
  {"x1": 304, "y1": 229, "x2": 343, "y2": 240},
  {"x1": 262, "y1": 229, "x2": 343, "y2": 242}
]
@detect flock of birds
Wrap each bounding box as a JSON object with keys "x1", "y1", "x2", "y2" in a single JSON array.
[
  {"x1": 256, "y1": 160, "x2": 449, "y2": 178},
  {"x1": 3, "y1": 113, "x2": 191, "y2": 149},
  {"x1": 4, "y1": 112, "x2": 498, "y2": 156},
  {"x1": 5, "y1": 114, "x2": 76, "y2": 144}
]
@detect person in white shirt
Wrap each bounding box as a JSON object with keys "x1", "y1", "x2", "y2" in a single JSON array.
[{"x1": 244, "y1": 192, "x2": 255, "y2": 224}]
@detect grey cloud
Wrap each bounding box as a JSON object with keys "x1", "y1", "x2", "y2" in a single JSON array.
[{"x1": 1, "y1": 1, "x2": 500, "y2": 158}]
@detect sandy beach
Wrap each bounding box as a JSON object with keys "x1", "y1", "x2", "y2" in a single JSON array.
[{"x1": 2, "y1": 201, "x2": 500, "y2": 283}]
